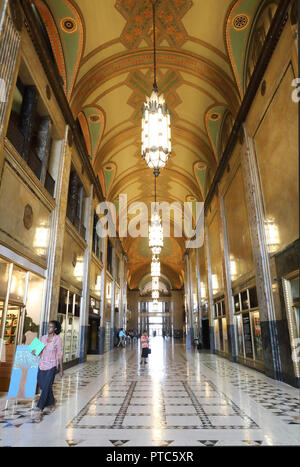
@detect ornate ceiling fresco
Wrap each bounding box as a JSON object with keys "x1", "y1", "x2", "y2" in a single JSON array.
[{"x1": 33, "y1": 0, "x2": 275, "y2": 290}]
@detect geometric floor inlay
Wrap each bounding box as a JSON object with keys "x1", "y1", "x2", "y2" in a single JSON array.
[{"x1": 0, "y1": 338, "x2": 299, "y2": 447}]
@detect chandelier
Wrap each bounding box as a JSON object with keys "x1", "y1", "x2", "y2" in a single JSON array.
[
  {"x1": 141, "y1": 0, "x2": 171, "y2": 177},
  {"x1": 151, "y1": 256, "x2": 160, "y2": 277},
  {"x1": 152, "y1": 276, "x2": 159, "y2": 291},
  {"x1": 149, "y1": 210, "x2": 163, "y2": 254}
]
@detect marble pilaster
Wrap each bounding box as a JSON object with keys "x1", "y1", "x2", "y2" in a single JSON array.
[
  {"x1": 110, "y1": 246, "x2": 116, "y2": 349},
  {"x1": 79, "y1": 186, "x2": 94, "y2": 362},
  {"x1": 218, "y1": 188, "x2": 237, "y2": 361},
  {"x1": 195, "y1": 247, "x2": 203, "y2": 347},
  {"x1": 43, "y1": 126, "x2": 72, "y2": 324},
  {"x1": 241, "y1": 124, "x2": 282, "y2": 380},
  {"x1": 99, "y1": 236, "x2": 108, "y2": 354},
  {"x1": 205, "y1": 226, "x2": 215, "y2": 353}
]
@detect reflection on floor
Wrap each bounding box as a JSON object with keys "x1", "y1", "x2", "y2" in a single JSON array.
[{"x1": 0, "y1": 337, "x2": 299, "y2": 446}]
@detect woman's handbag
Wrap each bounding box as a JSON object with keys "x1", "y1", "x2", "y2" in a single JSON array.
[{"x1": 147, "y1": 348, "x2": 151, "y2": 354}]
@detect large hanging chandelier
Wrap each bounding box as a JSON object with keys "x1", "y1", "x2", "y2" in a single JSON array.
[
  {"x1": 149, "y1": 209, "x2": 163, "y2": 254},
  {"x1": 151, "y1": 256, "x2": 160, "y2": 277},
  {"x1": 141, "y1": 0, "x2": 171, "y2": 177}
]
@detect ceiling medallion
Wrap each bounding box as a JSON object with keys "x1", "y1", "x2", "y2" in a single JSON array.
[
  {"x1": 209, "y1": 112, "x2": 221, "y2": 121},
  {"x1": 23, "y1": 204, "x2": 33, "y2": 230},
  {"x1": 89, "y1": 114, "x2": 101, "y2": 123},
  {"x1": 232, "y1": 14, "x2": 249, "y2": 31},
  {"x1": 60, "y1": 17, "x2": 78, "y2": 34}
]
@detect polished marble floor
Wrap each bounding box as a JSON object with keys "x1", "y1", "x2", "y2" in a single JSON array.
[{"x1": 0, "y1": 337, "x2": 299, "y2": 447}]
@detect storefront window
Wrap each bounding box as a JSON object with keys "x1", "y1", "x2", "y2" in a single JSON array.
[
  {"x1": 242, "y1": 312, "x2": 253, "y2": 358},
  {"x1": 0, "y1": 258, "x2": 11, "y2": 300},
  {"x1": 283, "y1": 273, "x2": 300, "y2": 378},
  {"x1": 290, "y1": 277, "x2": 300, "y2": 340},
  {"x1": 0, "y1": 261, "x2": 45, "y2": 391},
  {"x1": 9, "y1": 266, "x2": 26, "y2": 303},
  {"x1": 22, "y1": 272, "x2": 44, "y2": 345},
  {"x1": 214, "y1": 319, "x2": 220, "y2": 350},
  {"x1": 234, "y1": 314, "x2": 244, "y2": 356},
  {"x1": 58, "y1": 287, "x2": 81, "y2": 362},
  {"x1": 250, "y1": 311, "x2": 263, "y2": 361},
  {"x1": 213, "y1": 297, "x2": 227, "y2": 352},
  {"x1": 222, "y1": 317, "x2": 227, "y2": 352},
  {"x1": 233, "y1": 286, "x2": 263, "y2": 361}
]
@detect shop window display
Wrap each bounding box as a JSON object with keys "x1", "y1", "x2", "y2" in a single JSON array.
[
  {"x1": 58, "y1": 287, "x2": 81, "y2": 363},
  {"x1": 0, "y1": 259, "x2": 45, "y2": 391},
  {"x1": 250, "y1": 311, "x2": 263, "y2": 361},
  {"x1": 233, "y1": 286, "x2": 263, "y2": 362},
  {"x1": 234, "y1": 314, "x2": 244, "y2": 356},
  {"x1": 283, "y1": 273, "x2": 300, "y2": 378},
  {"x1": 213, "y1": 297, "x2": 227, "y2": 352}
]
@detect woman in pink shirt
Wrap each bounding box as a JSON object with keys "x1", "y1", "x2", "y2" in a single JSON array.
[
  {"x1": 32, "y1": 321, "x2": 63, "y2": 422},
  {"x1": 140, "y1": 330, "x2": 150, "y2": 365}
]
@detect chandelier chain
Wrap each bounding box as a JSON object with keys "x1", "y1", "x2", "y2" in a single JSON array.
[{"x1": 152, "y1": 1, "x2": 157, "y2": 91}]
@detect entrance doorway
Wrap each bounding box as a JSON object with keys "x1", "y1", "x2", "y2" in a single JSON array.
[
  {"x1": 88, "y1": 316, "x2": 100, "y2": 354},
  {"x1": 149, "y1": 316, "x2": 163, "y2": 337}
]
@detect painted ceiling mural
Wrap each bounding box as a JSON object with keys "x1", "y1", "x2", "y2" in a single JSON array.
[
  {"x1": 34, "y1": 0, "x2": 271, "y2": 289},
  {"x1": 98, "y1": 163, "x2": 117, "y2": 199},
  {"x1": 77, "y1": 105, "x2": 105, "y2": 159},
  {"x1": 33, "y1": 0, "x2": 84, "y2": 99}
]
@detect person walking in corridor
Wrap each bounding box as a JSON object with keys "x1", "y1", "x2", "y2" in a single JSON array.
[
  {"x1": 33, "y1": 321, "x2": 63, "y2": 422},
  {"x1": 118, "y1": 328, "x2": 126, "y2": 347},
  {"x1": 140, "y1": 330, "x2": 150, "y2": 365}
]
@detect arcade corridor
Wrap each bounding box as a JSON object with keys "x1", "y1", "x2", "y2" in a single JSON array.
[
  {"x1": 0, "y1": 338, "x2": 299, "y2": 447},
  {"x1": 0, "y1": 0, "x2": 298, "y2": 449}
]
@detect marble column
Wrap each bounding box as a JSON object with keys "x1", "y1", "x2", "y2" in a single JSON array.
[
  {"x1": 184, "y1": 253, "x2": 193, "y2": 348},
  {"x1": 195, "y1": 248, "x2": 203, "y2": 348},
  {"x1": 99, "y1": 235, "x2": 107, "y2": 354},
  {"x1": 241, "y1": 124, "x2": 282, "y2": 380},
  {"x1": 110, "y1": 246, "x2": 116, "y2": 350},
  {"x1": 79, "y1": 186, "x2": 94, "y2": 362},
  {"x1": 218, "y1": 189, "x2": 237, "y2": 361},
  {"x1": 42, "y1": 126, "x2": 72, "y2": 330},
  {"x1": 205, "y1": 226, "x2": 215, "y2": 353}
]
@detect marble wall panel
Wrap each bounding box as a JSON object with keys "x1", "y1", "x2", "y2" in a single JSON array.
[
  {"x1": 60, "y1": 227, "x2": 85, "y2": 290},
  {"x1": 0, "y1": 161, "x2": 51, "y2": 265},
  {"x1": 224, "y1": 165, "x2": 254, "y2": 282},
  {"x1": 207, "y1": 210, "x2": 224, "y2": 296},
  {"x1": 253, "y1": 63, "x2": 298, "y2": 255}
]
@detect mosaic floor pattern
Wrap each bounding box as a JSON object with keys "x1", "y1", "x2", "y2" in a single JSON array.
[{"x1": 0, "y1": 338, "x2": 299, "y2": 446}]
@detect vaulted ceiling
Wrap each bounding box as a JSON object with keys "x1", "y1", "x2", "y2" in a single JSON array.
[{"x1": 32, "y1": 0, "x2": 268, "y2": 290}]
